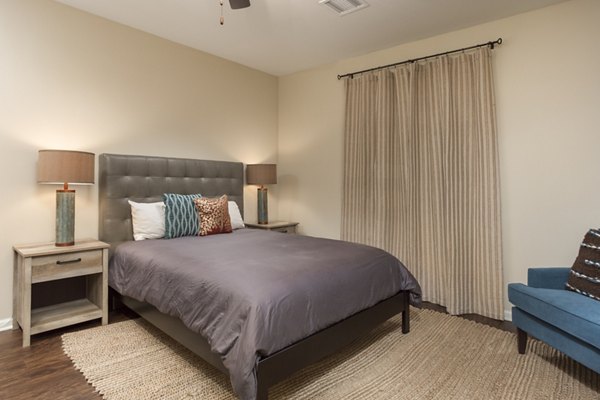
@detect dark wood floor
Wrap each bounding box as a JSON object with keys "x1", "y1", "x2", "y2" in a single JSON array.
[
  {"x1": 0, "y1": 309, "x2": 138, "y2": 400},
  {"x1": 421, "y1": 302, "x2": 515, "y2": 333},
  {"x1": 0, "y1": 303, "x2": 513, "y2": 399}
]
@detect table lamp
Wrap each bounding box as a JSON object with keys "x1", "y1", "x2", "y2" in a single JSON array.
[
  {"x1": 246, "y1": 164, "x2": 276, "y2": 224},
  {"x1": 37, "y1": 150, "x2": 95, "y2": 246}
]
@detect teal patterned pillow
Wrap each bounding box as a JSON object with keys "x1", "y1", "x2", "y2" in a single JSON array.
[{"x1": 163, "y1": 193, "x2": 202, "y2": 239}]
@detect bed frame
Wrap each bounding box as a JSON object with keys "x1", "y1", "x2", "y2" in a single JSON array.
[{"x1": 99, "y1": 153, "x2": 410, "y2": 400}]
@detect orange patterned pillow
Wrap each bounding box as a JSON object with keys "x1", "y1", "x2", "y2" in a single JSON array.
[{"x1": 194, "y1": 195, "x2": 233, "y2": 236}]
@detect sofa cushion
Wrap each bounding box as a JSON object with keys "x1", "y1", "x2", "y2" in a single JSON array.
[
  {"x1": 566, "y1": 229, "x2": 600, "y2": 301},
  {"x1": 508, "y1": 283, "x2": 600, "y2": 349}
]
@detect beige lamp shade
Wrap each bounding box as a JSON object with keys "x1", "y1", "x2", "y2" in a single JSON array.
[
  {"x1": 37, "y1": 150, "x2": 95, "y2": 185},
  {"x1": 246, "y1": 164, "x2": 277, "y2": 185}
]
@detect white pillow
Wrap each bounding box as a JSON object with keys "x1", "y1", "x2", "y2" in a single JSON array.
[
  {"x1": 228, "y1": 201, "x2": 245, "y2": 230},
  {"x1": 128, "y1": 200, "x2": 165, "y2": 240}
]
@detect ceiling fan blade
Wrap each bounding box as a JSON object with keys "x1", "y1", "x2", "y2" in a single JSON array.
[{"x1": 229, "y1": 0, "x2": 251, "y2": 9}]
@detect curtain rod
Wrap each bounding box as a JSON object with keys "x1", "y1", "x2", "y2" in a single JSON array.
[{"x1": 337, "y1": 38, "x2": 503, "y2": 80}]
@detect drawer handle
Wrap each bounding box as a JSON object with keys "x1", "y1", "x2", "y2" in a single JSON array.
[{"x1": 56, "y1": 258, "x2": 82, "y2": 265}]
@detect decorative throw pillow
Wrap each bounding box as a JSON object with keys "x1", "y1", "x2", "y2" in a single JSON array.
[
  {"x1": 163, "y1": 193, "x2": 202, "y2": 239},
  {"x1": 566, "y1": 229, "x2": 600, "y2": 301},
  {"x1": 128, "y1": 200, "x2": 165, "y2": 240},
  {"x1": 228, "y1": 201, "x2": 245, "y2": 230},
  {"x1": 194, "y1": 195, "x2": 232, "y2": 236}
]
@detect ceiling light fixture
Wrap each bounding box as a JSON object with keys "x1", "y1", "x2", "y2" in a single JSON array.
[{"x1": 319, "y1": 0, "x2": 369, "y2": 16}]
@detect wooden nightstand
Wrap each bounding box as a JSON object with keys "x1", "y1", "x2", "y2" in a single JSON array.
[
  {"x1": 12, "y1": 239, "x2": 110, "y2": 347},
  {"x1": 245, "y1": 221, "x2": 299, "y2": 234}
]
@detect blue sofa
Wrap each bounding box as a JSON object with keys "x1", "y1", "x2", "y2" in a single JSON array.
[{"x1": 508, "y1": 267, "x2": 600, "y2": 373}]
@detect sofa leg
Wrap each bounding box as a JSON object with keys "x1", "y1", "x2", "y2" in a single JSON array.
[{"x1": 517, "y1": 328, "x2": 527, "y2": 354}]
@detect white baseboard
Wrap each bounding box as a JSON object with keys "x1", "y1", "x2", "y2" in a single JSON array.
[
  {"x1": 0, "y1": 317, "x2": 13, "y2": 332},
  {"x1": 504, "y1": 309, "x2": 512, "y2": 322}
]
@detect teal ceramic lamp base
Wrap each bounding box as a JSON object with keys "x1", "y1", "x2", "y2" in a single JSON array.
[
  {"x1": 257, "y1": 186, "x2": 268, "y2": 224},
  {"x1": 56, "y1": 189, "x2": 75, "y2": 246}
]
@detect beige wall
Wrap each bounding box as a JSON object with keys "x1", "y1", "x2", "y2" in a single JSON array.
[
  {"x1": 0, "y1": 0, "x2": 278, "y2": 324},
  {"x1": 278, "y1": 0, "x2": 600, "y2": 318}
]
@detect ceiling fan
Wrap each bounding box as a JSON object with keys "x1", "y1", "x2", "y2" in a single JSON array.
[{"x1": 229, "y1": 0, "x2": 251, "y2": 9}]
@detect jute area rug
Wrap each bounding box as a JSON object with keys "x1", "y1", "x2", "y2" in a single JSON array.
[{"x1": 62, "y1": 308, "x2": 599, "y2": 400}]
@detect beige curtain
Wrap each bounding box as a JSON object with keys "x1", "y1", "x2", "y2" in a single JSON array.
[{"x1": 342, "y1": 47, "x2": 503, "y2": 319}]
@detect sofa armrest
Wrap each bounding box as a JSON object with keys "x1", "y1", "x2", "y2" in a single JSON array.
[{"x1": 527, "y1": 267, "x2": 570, "y2": 289}]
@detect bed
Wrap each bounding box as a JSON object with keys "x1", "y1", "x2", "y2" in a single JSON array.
[{"x1": 99, "y1": 153, "x2": 421, "y2": 400}]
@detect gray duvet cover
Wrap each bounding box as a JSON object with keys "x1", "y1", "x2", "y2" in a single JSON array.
[{"x1": 109, "y1": 229, "x2": 421, "y2": 400}]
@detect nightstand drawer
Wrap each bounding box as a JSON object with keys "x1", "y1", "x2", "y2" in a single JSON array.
[{"x1": 31, "y1": 249, "x2": 103, "y2": 283}]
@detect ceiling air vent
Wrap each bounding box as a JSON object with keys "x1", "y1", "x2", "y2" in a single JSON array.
[{"x1": 319, "y1": 0, "x2": 369, "y2": 16}]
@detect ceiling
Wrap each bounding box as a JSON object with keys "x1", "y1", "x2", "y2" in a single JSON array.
[{"x1": 55, "y1": 0, "x2": 568, "y2": 76}]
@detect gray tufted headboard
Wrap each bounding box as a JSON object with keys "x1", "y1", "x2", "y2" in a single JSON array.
[{"x1": 99, "y1": 153, "x2": 244, "y2": 253}]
